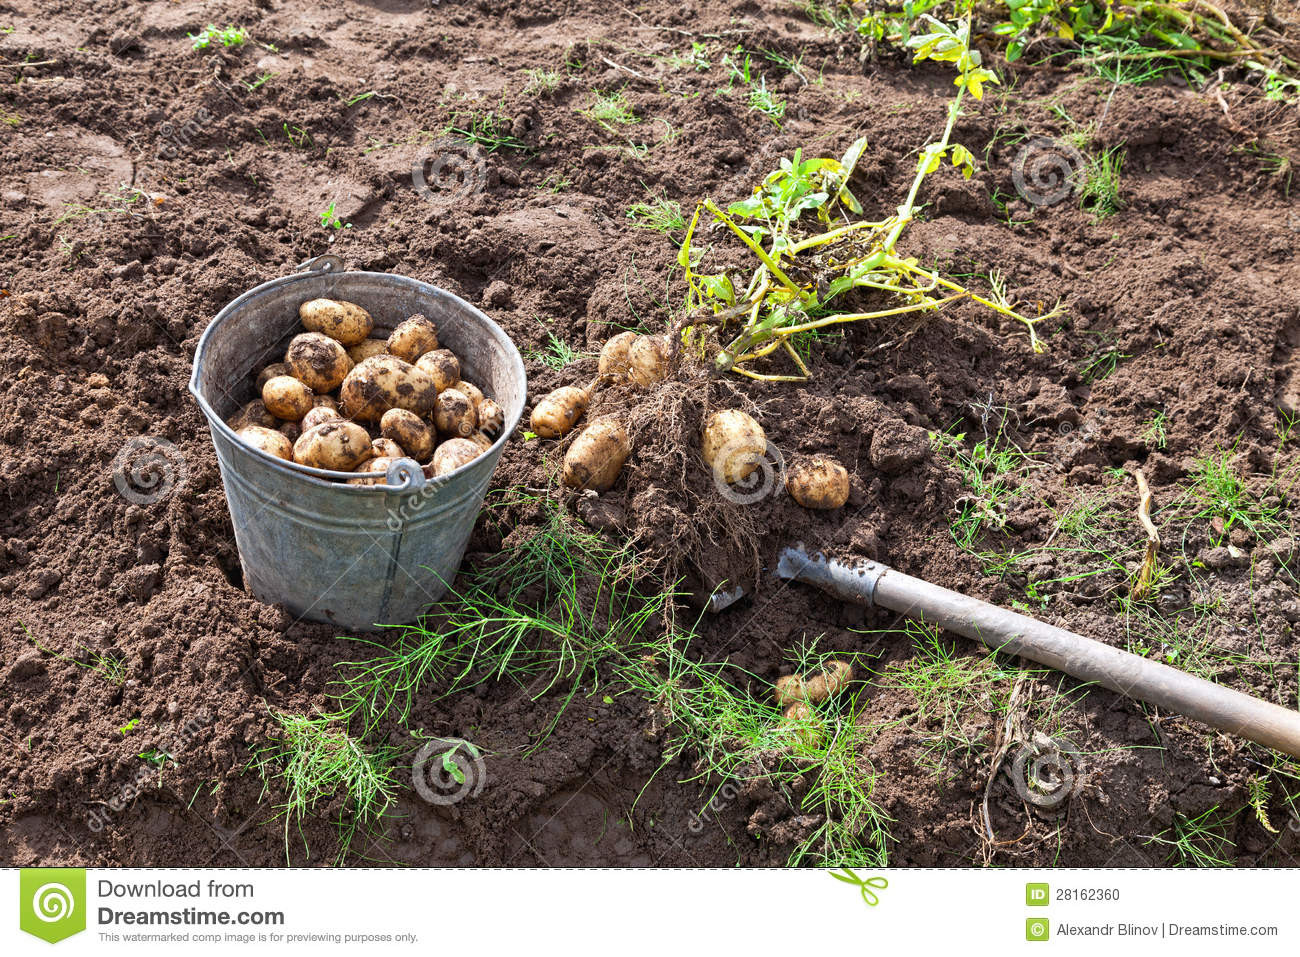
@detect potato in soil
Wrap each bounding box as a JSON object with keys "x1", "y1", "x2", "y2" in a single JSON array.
[
  {"x1": 786, "y1": 457, "x2": 850, "y2": 509},
  {"x1": 380, "y1": 408, "x2": 434, "y2": 460},
  {"x1": 701, "y1": 409, "x2": 766, "y2": 484},
  {"x1": 237, "y1": 425, "x2": 293, "y2": 461},
  {"x1": 261, "y1": 375, "x2": 314, "y2": 421},
  {"x1": 563, "y1": 419, "x2": 630, "y2": 492},
  {"x1": 293, "y1": 420, "x2": 374, "y2": 471},
  {"x1": 598, "y1": 331, "x2": 638, "y2": 376},
  {"x1": 415, "y1": 349, "x2": 460, "y2": 392},
  {"x1": 773, "y1": 674, "x2": 807, "y2": 707},
  {"x1": 387, "y1": 314, "x2": 439, "y2": 363},
  {"x1": 430, "y1": 438, "x2": 481, "y2": 476},
  {"x1": 803, "y1": 661, "x2": 853, "y2": 702},
  {"x1": 530, "y1": 385, "x2": 589, "y2": 438},
  {"x1": 433, "y1": 388, "x2": 478, "y2": 438},
  {"x1": 299, "y1": 298, "x2": 375, "y2": 346},
  {"x1": 627, "y1": 334, "x2": 672, "y2": 386},
  {"x1": 339, "y1": 354, "x2": 438, "y2": 421},
  {"x1": 285, "y1": 332, "x2": 354, "y2": 394}
]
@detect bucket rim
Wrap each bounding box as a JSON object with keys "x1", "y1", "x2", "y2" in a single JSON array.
[{"x1": 188, "y1": 266, "x2": 526, "y2": 491}]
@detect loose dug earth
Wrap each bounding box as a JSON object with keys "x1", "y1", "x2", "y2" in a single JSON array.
[{"x1": 3, "y1": 0, "x2": 1300, "y2": 868}]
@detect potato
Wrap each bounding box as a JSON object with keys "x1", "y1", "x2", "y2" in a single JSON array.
[
  {"x1": 237, "y1": 425, "x2": 293, "y2": 461},
  {"x1": 456, "y1": 380, "x2": 485, "y2": 409},
  {"x1": 787, "y1": 457, "x2": 850, "y2": 510},
  {"x1": 598, "y1": 331, "x2": 638, "y2": 376},
  {"x1": 292, "y1": 420, "x2": 373, "y2": 471},
  {"x1": 278, "y1": 420, "x2": 301, "y2": 443},
  {"x1": 431, "y1": 438, "x2": 481, "y2": 476},
  {"x1": 380, "y1": 408, "x2": 434, "y2": 461},
  {"x1": 387, "y1": 314, "x2": 439, "y2": 363},
  {"x1": 299, "y1": 298, "x2": 374, "y2": 346},
  {"x1": 774, "y1": 674, "x2": 808, "y2": 707},
  {"x1": 563, "y1": 419, "x2": 630, "y2": 492},
  {"x1": 415, "y1": 349, "x2": 460, "y2": 392},
  {"x1": 803, "y1": 661, "x2": 853, "y2": 703},
  {"x1": 256, "y1": 362, "x2": 290, "y2": 392},
  {"x1": 781, "y1": 702, "x2": 824, "y2": 749},
  {"x1": 312, "y1": 395, "x2": 338, "y2": 412},
  {"x1": 339, "y1": 354, "x2": 438, "y2": 422},
  {"x1": 347, "y1": 337, "x2": 389, "y2": 365},
  {"x1": 477, "y1": 398, "x2": 505, "y2": 437},
  {"x1": 227, "y1": 399, "x2": 276, "y2": 431},
  {"x1": 701, "y1": 410, "x2": 766, "y2": 484},
  {"x1": 467, "y1": 431, "x2": 494, "y2": 452},
  {"x1": 348, "y1": 456, "x2": 396, "y2": 486},
  {"x1": 261, "y1": 375, "x2": 314, "y2": 421},
  {"x1": 628, "y1": 334, "x2": 671, "y2": 387},
  {"x1": 371, "y1": 437, "x2": 405, "y2": 459},
  {"x1": 301, "y1": 405, "x2": 342, "y2": 431},
  {"x1": 530, "y1": 385, "x2": 589, "y2": 438},
  {"x1": 285, "y1": 332, "x2": 354, "y2": 394},
  {"x1": 433, "y1": 388, "x2": 478, "y2": 438}
]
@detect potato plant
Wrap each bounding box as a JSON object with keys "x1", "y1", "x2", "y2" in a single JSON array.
[{"x1": 678, "y1": 14, "x2": 1062, "y2": 382}]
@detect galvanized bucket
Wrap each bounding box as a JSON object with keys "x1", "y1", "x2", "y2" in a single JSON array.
[{"x1": 188, "y1": 255, "x2": 526, "y2": 631}]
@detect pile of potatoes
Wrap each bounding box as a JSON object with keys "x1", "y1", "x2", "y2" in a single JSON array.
[
  {"x1": 226, "y1": 298, "x2": 505, "y2": 484},
  {"x1": 532, "y1": 330, "x2": 851, "y2": 510}
]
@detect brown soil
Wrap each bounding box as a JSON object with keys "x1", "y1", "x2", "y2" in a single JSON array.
[{"x1": 3, "y1": 0, "x2": 1300, "y2": 867}]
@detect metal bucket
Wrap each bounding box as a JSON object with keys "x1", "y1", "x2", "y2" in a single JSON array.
[{"x1": 188, "y1": 255, "x2": 527, "y2": 631}]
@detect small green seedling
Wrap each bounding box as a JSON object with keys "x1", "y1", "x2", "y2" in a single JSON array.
[
  {"x1": 119, "y1": 718, "x2": 140, "y2": 735},
  {"x1": 581, "y1": 90, "x2": 637, "y2": 130},
  {"x1": 320, "y1": 201, "x2": 350, "y2": 231},
  {"x1": 189, "y1": 24, "x2": 248, "y2": 50}
]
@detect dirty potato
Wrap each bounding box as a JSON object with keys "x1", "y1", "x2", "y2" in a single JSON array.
[
  {"x1": 414, "y1": 349, "x2": 460, "y2": 392},
  {"x1": 312, "y1": 394, "x2": 338, "y2": 412},
  {"x1": 347, "y1": 337, "x2": 389, "y2": 365},
  {"x1": 256, "y1": 362, "x2": 290, "y2": 392},
  {"x1": 386, "y1": 314, "x2": 439, "y2": 363},
  {"x1": 278, "y1": 420, "x2": 301, "y2": 443},
  {"x1": 529, "y1": 385, "x2": 589, "y2": 438},
  {"x1": 628, "y1": 334, "x2": 671, "y2": 386},
  {"x1": 786, "y1": 457, "x2": 850, "y2": 510},
  {"x1": 803, "y1": 661, "x2": 853, "y2": 703},
  {"x1": 292, "y1": 420, "x2": 373, "y2": 471},
  {"x1": 476, "y1": 398, "x2": 505, "y2": 437},
  {"x1": 285, "y1": 332, "x2": 354, "y2": 394},
  {"x1": 299, "y1": 298, "x2": 374, "y2": 346},
  {"x1": 433, "y1": 388, "x2": 478, "y2": 438},
  {"x1": 339, "y1": 354, "x2": 438, "y2": 422},
  {"x1": 431, "y1": 438, "x2": 481, "y2": 476},
  {"x1": 348, "y1": 455, "x2": 396, "y2": 486},
  {"x1": 773, "y1": 674, "x2": 808, "y2": 707},
  {"x1": 598, "y1": 331, "x2": 638, "y2": 377},
  {"x1": 370, "y1": 437, "x2": 405, "y2": 459},
  {"x1": 227, "y1": 399, "x2": 277, "y2": 431},
  {"x1": 301, "y1": 405, "x2": 342, "y2": 431},
  {"x1": 261, "y1": 375, "x2": 314, "y2": 421},
  {"x1": 701, "y1": 410, "x2": 766, "y2": 485},
  {"x1": 380, "y1": 408, "x2": 434, "y2": 461},
  {"x1": 237, "y1": 425, "x2": 293, "y2": 461},
  {"x1": 563, "y1": 419, "x2": 630, "y2": 492}
]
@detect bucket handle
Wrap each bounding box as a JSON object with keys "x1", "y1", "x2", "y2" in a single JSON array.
[{"x1": 297, "y1": 254, "x2": 345, "y2": 275}]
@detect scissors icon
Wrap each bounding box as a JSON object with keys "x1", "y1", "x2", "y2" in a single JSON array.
[{"x1": 828, "y1": 868, "x2": 888, "y2": 906}]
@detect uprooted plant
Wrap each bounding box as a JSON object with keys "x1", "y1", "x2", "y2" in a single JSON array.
[{"x1": 679, "y1": 14, "x2": 1063, "y2": 382}]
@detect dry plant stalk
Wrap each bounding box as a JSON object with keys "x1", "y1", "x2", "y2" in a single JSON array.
[{"x1": 1130, "y1": 468, "x2": 1161, "y2": 600}]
